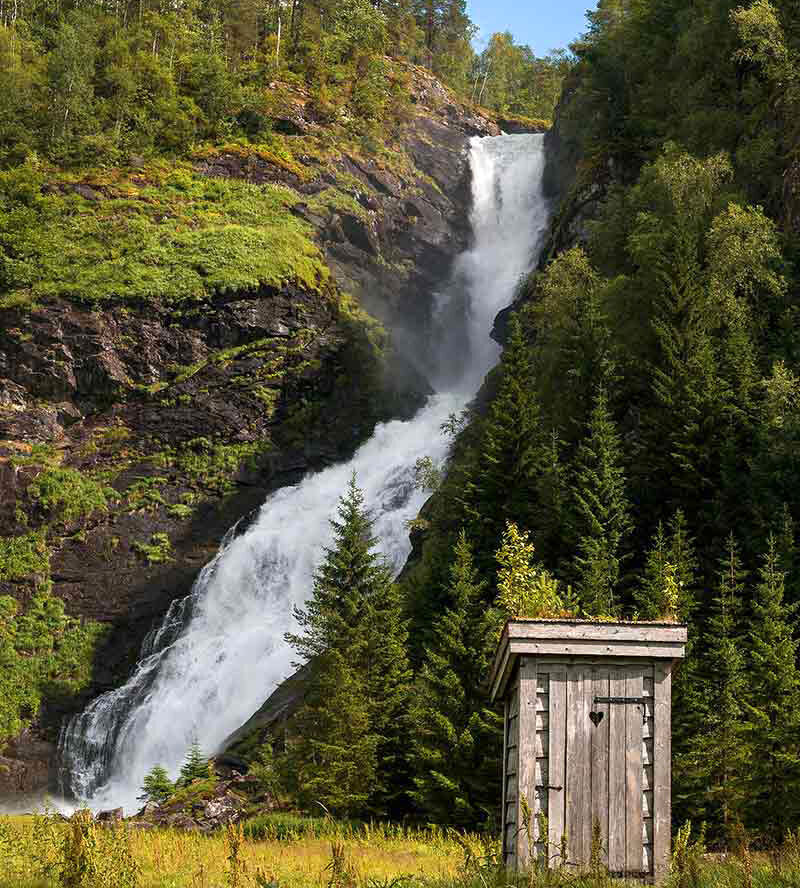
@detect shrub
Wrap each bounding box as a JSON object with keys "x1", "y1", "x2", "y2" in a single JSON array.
[
  {"x1": 28, "y1": 467, "x2": 115, "y2": 524},
  {"x1": 132, "y1": 533, "x2": 172, "y2": 564},
  {"x1": 0, "y1": 809, "x2": 139, "y2": 888},
  {"x1": 0, "y1": 589, "x2": 105, "y2": 744},
  {"x1": 0, "y1": 530, "x2": 49, "y2": 581}
]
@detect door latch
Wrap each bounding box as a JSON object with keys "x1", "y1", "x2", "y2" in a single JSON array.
[
  {"x1": 594, "y1": 696, "x2": 647, "y2": 705},
  {"x1": 593, "y1": 696, "x2": 648, "y2": 724}
]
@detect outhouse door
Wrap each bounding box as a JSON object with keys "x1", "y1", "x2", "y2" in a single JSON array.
[{"x1": 523, "y1": 662, "x2": 655, "y2": 878}]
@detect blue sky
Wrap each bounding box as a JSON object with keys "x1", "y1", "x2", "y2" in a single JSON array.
[{"x1": 467, "y1": 0, "x2": 596, "y2": 56}]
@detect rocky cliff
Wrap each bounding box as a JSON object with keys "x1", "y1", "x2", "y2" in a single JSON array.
[{"x1": 0, "y1": 64, "x2": 500, "y2": 797}]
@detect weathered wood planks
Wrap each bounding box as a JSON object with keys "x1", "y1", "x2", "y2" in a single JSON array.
[
  {"x1": 607, "y1": 669, "x2": 627, "y2": 872},
  {"x1": 652, "y1": 662, "x2": 672, "y2": 883},
  {"x1": 517, "y1": 659, "x2": 538, "y2": 865},
  {"x1": 591, "y1": 669, "x2": 610, "y2": 867},
  {"x1": 489, "y1": 621, "x2": 686, "y2": 700},
  {"x1": 548, "y1": 669, "x2": 567, "y2": 867},
  {"x1": 496, "y1": 621, "x2": 684, "y2": 883}
]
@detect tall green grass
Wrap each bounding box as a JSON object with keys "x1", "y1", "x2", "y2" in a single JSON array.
[{"x1": 4, "y1": 811, "x2": 800, "y2": 888}]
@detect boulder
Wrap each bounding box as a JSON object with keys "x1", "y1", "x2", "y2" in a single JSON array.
[
  {"x1": 133, "y1": 778, "x2": 251, "y2": 833},
  {"x1": 96, "y1": 808, "x2": 124, "y2": 823}
]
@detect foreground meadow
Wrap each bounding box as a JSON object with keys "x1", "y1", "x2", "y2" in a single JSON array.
[
  {"x1": 1, "y1": 815, "x2": 469, "y2": 888},
  {"x1": 3, "y1": 812, "x2": 800, "y2": 888}
]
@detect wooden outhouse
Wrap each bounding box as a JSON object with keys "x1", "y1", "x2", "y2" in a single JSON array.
[{"x1": 489, "y1": 620, "x2": 687, "y2": 882}]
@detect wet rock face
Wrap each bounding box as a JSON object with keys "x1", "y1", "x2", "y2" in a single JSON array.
[
  {"x1": 0, "y1": 730, "x2": 55, "y2": 795},
  {"x1": 0, "y1": 65, "x2": 500, "y2": 797},
  {"x1": 193, "y1": 66, "x2": 500, "y2": 380}
]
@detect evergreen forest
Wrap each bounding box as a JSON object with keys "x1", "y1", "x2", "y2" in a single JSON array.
[
  {"x1": 269, "y1": 0, "x2": 800, "y2": 852},
  {"x1": 0, "y1": 0, "x2": 566, "y2": 168}
]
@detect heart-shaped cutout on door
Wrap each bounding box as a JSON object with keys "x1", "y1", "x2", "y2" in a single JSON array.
[{"x1": 589, "y1": 711, "x2": 604, "y2": 727}]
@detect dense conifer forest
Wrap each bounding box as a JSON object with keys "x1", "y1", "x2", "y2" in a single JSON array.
[
  {"x1": 394, "y1": 0, "x2": 800, "y2": 846},
  {"x1": 272, "y1": 0, "x2": 800, "y2": 849}
]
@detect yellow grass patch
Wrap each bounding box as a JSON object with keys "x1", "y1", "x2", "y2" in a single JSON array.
[{"x1": 0, "y1": 815, "x2": 467, "y2": 888}]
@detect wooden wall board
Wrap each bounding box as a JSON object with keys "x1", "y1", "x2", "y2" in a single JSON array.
[
  {"x1": 652, "y1": 662, "x2": 672, "y2": 883},
  {"x1": 591, "y1": 669, "x2": 610, "y2": 867},
  {"x1": 547, "y1": 669, "x2": 567, "y2": 866},
  {"x1": 624, "y1": 672, "x2": 644, "y2": 874},
  {"x1": 607, "y1": 669, "x2": 627, "y2": 872},
  {"x1": 517, "y1": 659, "x2": 538, "y2": 865}
]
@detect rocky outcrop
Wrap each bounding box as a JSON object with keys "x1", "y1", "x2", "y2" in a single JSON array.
[
  {"x1": 194, "y1": 63, "x2": 501, "y2": 380},
  {"x1": 129, "y1": 777, "x2": 259, "y2": 832},
  {"x1": 496, "y1": 117, "x2": 550, "y2": 135},
  {"x1": 0, "y1": 730, "x2": 55, "y2": 795},
  {"x1": 220, "y1": 665, "x2": 310, "y2": 762},
  {"x1": 0, "y1": 65, "x2": 501, "y2": 798},
  {"x1": 538, "y1": 71, "x2": 613, "y2": 266}
]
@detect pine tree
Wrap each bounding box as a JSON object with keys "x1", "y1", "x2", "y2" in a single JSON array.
[
  {"x1": 636, "y1": 509, "x2": 697, "y2": 620},
  {"x1": 461, "y1": 315, "x2": 543, "y2": 569},
  {"x1": 640, "y1": 154, "x2": 735, "y2": 524},
  {"x1": 533, "y1": 428, "x2": 569, "y2": 566},
  {"x1": 684, "y1": 536, "x2": 748, "y2": 842},
  {"x1": 646, "y1": 511, "x2": 707, "y2": 827},
  {"x1": 285, "y1": 649, "x2": 377, "y2": 817},
  {"x1": 409, "y1": 531, "x2": 502, "y2": 827},
  {"x1": 138, "y1": 765, "x2": 174, "y2": 805},
  {"x1": 285, "y1": 474, "x2": 410, "y2": 818},
  {"x1": 635, "y1": 521, "x2": 671, "y2": 620},
  {"x1": 287, "y1": 474, "x2": 382, "y2": 663},
  {"x1": 776, "y1": 503, "x2": 800, "y2": 608},
  {"x1": 741, "y1": 536, "x2": 800, "y2": 842},
  {"x1": 362, "y1": 568, "x2": 412, "y2": 817},
  {"x1": 570, "y1": 386, "x2": 632, "y2": 615},
  {"x1": 178, "y1": 738, "x2": 211, "y2": 787}
]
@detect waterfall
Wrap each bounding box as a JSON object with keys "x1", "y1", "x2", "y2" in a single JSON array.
[{"x1": 59, "y1": 133, "x2": 550, "y2": 813}]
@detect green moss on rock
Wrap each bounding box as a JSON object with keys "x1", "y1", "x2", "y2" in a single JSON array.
[
  {"x1": 0, "y1": 589, "x2": 107, "y2": 744},
  {"x1": 28, "y1": 467, "x2": 116, "y2": 524},
  {"x1": 0, "y1": 531, "x2": 50, "y2": 582},
  {"x1": 0, "y1": 161, "x2": 328, "y2": 310}
]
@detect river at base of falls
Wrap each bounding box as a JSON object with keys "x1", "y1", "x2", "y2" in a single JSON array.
[{"x1": 58, "y1": 133, "x2": 550, "y2": 814}]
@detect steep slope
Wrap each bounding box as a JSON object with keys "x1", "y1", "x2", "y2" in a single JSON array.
[{"x1": 0, "y1": 64, "x2": 500, "y2": 796}]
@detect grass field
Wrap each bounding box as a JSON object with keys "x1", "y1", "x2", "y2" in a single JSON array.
[
  {"x1": 0, "y1": 815, "x2": 472, "y2": 888},
  {"x1": 2, "y1": 812, "x2": 799, "y2": 888}
]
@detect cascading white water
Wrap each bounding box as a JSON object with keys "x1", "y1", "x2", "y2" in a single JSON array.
[{"x1": 59, "y1": 133, "x2": 550, "y2": 813}]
